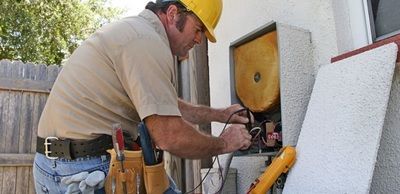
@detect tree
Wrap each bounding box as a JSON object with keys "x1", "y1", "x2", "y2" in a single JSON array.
[{"x1": 0, "y1": 0, "x2": 123, "y2": 65}]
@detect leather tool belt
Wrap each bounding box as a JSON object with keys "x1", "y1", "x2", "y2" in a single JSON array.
[
  {"x1": 105, "y1": 122, "x2": 170, "y2": 194},
  {"x1": 36, "y1": 135, "x2": 113, "y2": 160},
  {"x1": 105, "y1": 149, "x2": 169, "y2": 194}
]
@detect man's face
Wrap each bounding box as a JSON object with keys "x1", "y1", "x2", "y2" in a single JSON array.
[{"x1": 167, "y1": 12, "x2": 204, "y2": 57}]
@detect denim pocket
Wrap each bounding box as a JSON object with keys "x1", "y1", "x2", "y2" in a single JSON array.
[
  {"x1": 33, "y1": 153, "x2": 110, "y2": 193},
  {"x1": 33, "y1": 163, "x2": 51, "y2": 194},
  {"x1": 34, "y1": 181, "x2": 49, "y2": 194}
]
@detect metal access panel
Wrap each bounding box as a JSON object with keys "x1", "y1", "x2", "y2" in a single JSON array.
[{"x1": 230, "y1": 21, "x2": 313, "y2": 153}]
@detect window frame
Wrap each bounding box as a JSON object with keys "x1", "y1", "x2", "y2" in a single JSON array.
[{"x1": 365, "y1": 0, "x2": 400, "y2": 42}]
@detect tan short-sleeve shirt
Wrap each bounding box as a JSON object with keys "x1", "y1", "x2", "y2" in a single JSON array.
[{"x1": 38, "y1": 10, "x2": 181, "y2": 140}]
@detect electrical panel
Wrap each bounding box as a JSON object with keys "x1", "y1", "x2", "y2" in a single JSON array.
[{"x1": 230, "y1": 21, "x2": 313, "y2": 155}]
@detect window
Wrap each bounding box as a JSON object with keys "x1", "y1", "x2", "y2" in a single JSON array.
[{"x1": 367, "y1": 0, "x2": 400, "y2": 41}]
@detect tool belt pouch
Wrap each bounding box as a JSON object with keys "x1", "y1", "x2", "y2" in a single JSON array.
[
  {"x1": 105, "y1": 149, "x2": 146, "y2": 194},
  {"x1": 143, "y1": 161, "x2": 169, "y2": 194}
]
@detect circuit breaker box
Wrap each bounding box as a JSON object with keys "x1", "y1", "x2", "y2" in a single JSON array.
[{"x1": 230, "y1": 21, "x2": 313, "y2": 153}]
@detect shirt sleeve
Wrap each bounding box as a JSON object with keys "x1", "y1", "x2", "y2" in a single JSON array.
[{"x1": 114, "y1": 37, "x2": 181, "y2": 120}]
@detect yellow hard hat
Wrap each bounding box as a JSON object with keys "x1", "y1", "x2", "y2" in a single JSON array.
[{"x1": 179, "y1": 0, "x2": 223, "y2": 43}]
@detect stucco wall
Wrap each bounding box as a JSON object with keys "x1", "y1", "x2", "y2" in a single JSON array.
[
  {"x1": 210, "y1": 0, "x2": 342, "y2": 133},
  {"x1": 370, "y1": 64, "x2": 400, "y2": 193},
  {"x1": 209, "y1": 0, "x2": 342, "y2": 193},
  {"x1": 282, "y1": 43, "x2": 398, "y2": 193},
  {"x1": 207, "y1": 0, "x2": 400, "y2": 192}
]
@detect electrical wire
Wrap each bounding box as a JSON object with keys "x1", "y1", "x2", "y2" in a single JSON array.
[
  {"x1": 216, "y1": 119, "x2": 282, "y2": 193},
  {"x1": 216, "y1": 156, "x2": 223, "y2": 181},
  {"x1": 249, "y1": 126, "x2": 262, "y2": 139},
  {"x1": 215, "y1": 126, "x2": 261, "y2": 194},
  {"x1": 184, "y1": 108, "x2": 248, "y2": 194},
  {"x1": 216, "y1": 108, "x2": 250, "y2": 193}
]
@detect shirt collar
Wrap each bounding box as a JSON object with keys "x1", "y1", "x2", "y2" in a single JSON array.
[{"x1": 139, "y1": 9, "x2": 170, "y2": 47}]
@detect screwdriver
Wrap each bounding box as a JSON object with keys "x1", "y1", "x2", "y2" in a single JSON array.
[{"x1": 112, "y1": 123, "x2": 127, "y2": 194}]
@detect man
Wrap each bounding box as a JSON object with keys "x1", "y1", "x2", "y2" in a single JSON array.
[{"x1": 33, "y1": 0, "x2": 252, "y2": 193}]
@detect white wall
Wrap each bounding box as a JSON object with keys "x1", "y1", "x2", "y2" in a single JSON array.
[
  {"x1": 208, "y1": 0, "x2": 400, "y2": 193},
  {"x1": 371, "y1": 65, "x2": 400, "y2": 193},
  {"x1": 208, "y1": 0, "x2": 360, "y2": 193},
  {"x1": 210, "y1": 0, "x2": 341, "y2": 134},
  {"x1": 283, "y1": 43, "x2": 398, "y2": 193}
]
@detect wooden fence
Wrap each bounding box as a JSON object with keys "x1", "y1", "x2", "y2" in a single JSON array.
[
  {"x1": 0, "y1": 60, "x2": 61, "y2": 194},
  {"x1": 0, "y1": 44, "x2": 210, "y2": 193}
]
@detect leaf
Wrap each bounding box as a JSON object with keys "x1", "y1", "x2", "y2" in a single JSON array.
[{"x1": 0, "y1": 0, "x2": 122, "y2": 65}]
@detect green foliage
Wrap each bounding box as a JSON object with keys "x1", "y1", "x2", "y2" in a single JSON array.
[{"x1": 0, "y1": 0, "x2": 123, "y2": 65}]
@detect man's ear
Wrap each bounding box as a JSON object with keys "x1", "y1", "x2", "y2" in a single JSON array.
[{"x1": 166, "y1": 4, "x2": 178, "y2": 23}]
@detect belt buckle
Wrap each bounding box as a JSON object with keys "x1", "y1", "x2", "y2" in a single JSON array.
[{"x1": 44, "y1": 137, "x2": 59, "y2": 159}]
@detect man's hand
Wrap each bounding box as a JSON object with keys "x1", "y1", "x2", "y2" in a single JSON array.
[
  {"x1": 219, "y1": 124, "x2": 252, "y2": 153},
  {"x1": 221, "y1": 104, "x2": 254, "y2": 124},
  {"x1": 178, "y1": 99, "x2": 254, "y2": 125}
]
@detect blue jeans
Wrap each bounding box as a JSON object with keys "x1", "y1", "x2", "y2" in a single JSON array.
[
  {"x1": 33, "y1": 153, "x2": 181, "y2": 194},
  {"x1": 33, "y1": 153, "x2": 110, "y2": 193}
]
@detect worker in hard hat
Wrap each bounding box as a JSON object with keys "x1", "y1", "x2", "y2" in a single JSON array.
[{"x1": 33, "y1": 0, "x2": 252, "y2": 193}]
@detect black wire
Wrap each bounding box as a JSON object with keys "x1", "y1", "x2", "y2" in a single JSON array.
[
  {"x1": 216, "y1": 108, "x2": 249, "y2": 194},
  {"x1": 183, "y1": 156, "x2": 218, "y2": 194},
  {"x1": 217, "y1": 117, "x2": 281, "y2": 193},
  {"x1": 220, "y1": 108, "x2": 248, "y2": 134},
  {"x1": 215, "y1": 155, "x2": 226, "y2": 194},
  {"x1": 184, "y1": 108, "x2": 248, "y2": 194},
  {"x1": 216, "y1": 156, "x2": 222, "y2": 180}
]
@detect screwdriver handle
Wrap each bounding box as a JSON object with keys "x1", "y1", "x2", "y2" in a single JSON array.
[
  {"x1": 112, "y1": 123, "x2": 125, "y2": 160},
  {"x1": 138, "y1": 122, "x2": 157, "y2": 165}
]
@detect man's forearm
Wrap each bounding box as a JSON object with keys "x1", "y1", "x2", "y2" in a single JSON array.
[
  {"x1": 145, "y1": 115, "x2": 226, "y2": 159},
  {"x1": 178, "y1": 99, "x2": 224, "y2": 124}
]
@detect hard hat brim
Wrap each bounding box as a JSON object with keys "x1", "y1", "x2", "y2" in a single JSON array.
[
  {"x1": 203, "y1": 22, "x2": 217, "y2": 43},
  {"x1": 204, "y1": 28, "x2": 216, "y2": 43}
]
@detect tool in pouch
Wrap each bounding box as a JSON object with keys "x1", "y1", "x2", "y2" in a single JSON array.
[
  {"x1": 105, "y1": 123, "x2": 145, "y2": 194},
  {"x1": 138, "y1": 122, "x2": 170, "y2": 194},
  {"x1": 113, "y1": 123, "x2": 128, "y2": 194}
]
